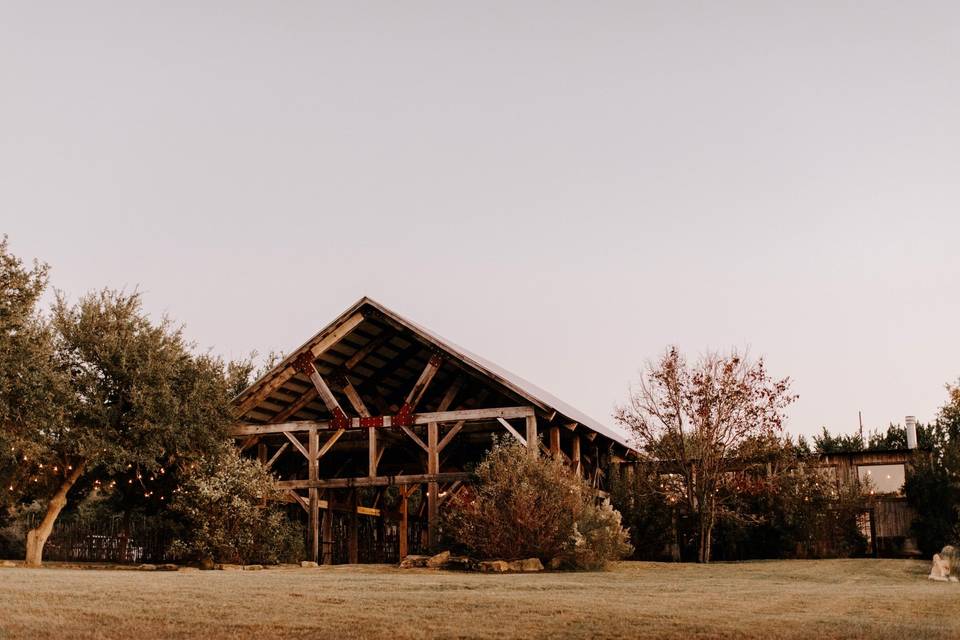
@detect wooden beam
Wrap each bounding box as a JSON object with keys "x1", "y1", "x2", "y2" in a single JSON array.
[
  {"x1": 317, "y1": 429, "x2": 345, "y2": 460},
  {"x1": 497, "y1": 417, "x2": 527, "y2": 446},
  {"x1": 572, "y1": 434, "x2": 582, "y2": 476},
  {"x1": 405, "y1": 355, "x2": 442, "y2": 410},
  {"x1": 348, "y1": 490, "x2": 359, "y2": 564},
  {"x1": 413, "y1": 406, "x2": 534, "y2": 425},
  {"x1": 278, "y1": 471, "x2": 473, "y2": 490},
  {"x1": 307, "y1": 363, "x2": 345, "y2": 416},
  {"x1": 427, "y1": 422, "x2": 440, "y2": 550},
  {"x1": 438, "y1": 421, "x2": 464, "y2": 452},
  {"x1": 308, "y1": 428, "x2": 319, "y2": 564},
  {"x1": 436, "y1": 376, "x2": 463, "y2": 412},
  {"x1": 235, "y1": 313, "x2": 363, "y2": 416},
  {"x1": 265, "y1": 442, "x2": 290, "y2": 470},
  {"x1": 399, "y1": 425, "x2": 428, "y2": 452},
  {"x1": 344, "y1": 330, "x2": 394, "y2": 370},
  {"x1": 271, "y1": 386, "x2": 319, "y2": 423},
  {"x1": 526, "y1": 414, "x2": 538, "y2": 457},
  {"x1": 550, "y1": 426, "x2": 561, "y2": 458},
  {"x1": 283, "y1": 431, "x2": 311, "y2": 460},
  {"x1": 399, "y1": 486, "x2": 410, "y2": 558}
]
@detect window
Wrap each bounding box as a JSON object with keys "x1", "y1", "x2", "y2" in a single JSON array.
[{"x1": 857, "y1": 464, "x2": 905, "y2": 496}]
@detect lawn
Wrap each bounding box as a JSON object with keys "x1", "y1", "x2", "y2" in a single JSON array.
[{"x1": 0, "y1": 559, "x2": 953, "y2": 639}]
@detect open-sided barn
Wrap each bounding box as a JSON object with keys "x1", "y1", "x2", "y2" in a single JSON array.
[{"x1": 230, "y1": 297, "x2": 633, "y2": 564}]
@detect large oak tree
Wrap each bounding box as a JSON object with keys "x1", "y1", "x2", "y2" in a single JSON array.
[{"x1": 0, "y1": 238, "x2": 248, "y2": 565}]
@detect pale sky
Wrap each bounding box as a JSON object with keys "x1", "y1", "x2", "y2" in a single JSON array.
[{"x1": 2, "y1": 2, "x2": 959, "y2": 440}]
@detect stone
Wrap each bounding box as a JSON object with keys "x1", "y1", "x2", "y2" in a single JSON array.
[
  {"x1": 156, "y1": 564, "x2": 179, "y2": 571},
  {"x1": 137, "y1": 564, "x2": 157, "y2": 571},
  {"x1": 507, "y1": 558, "x2": 544, "y2": 572},
  {"x1": 198, "y1": 556, "x2": 215, "y2": 571},
  {"x1": 0, "y1": 560, "x2": 17, "y2": 568},
  {"x1": 478, "y1": 560, "x2": 510, "y2": 573},
  {"x1": 398, "y1": 555, "x2": 429, "y2": 569},
  {"x1": 300, "y1": 561, "x2": 319, "y2": 568},
  {"x1": 426, "y1": 551, "x2": 451, "y2": 568},
  {"x1": 216, "y1": 563, "x2": 241, "y2": 571},
  {"x1": 242, "y1": 564, "x2": 263, "y2": 571},
  {"x1": 445, "y1": 556, "x2": 476, "y2": 571}
]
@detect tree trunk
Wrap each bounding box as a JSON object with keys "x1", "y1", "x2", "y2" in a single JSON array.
[{"x1": 25, "y1": 462, "x2": 85, "y2": 567}]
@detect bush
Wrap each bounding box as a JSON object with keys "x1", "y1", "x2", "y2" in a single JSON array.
[
  {"x1": 169, "y1": 452, "x2": 304, "y2": 564},
  {"x1": 442, "y1": 438, "x2": 632, "y2": 568}
]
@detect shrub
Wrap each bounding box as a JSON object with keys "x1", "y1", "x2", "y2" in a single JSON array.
[
  {"x1": 442, "y1": 437, "x2": 632, "y2": 568},
  {"x1": 169, "y1": 451, "x2": 303, "y2": 564}
]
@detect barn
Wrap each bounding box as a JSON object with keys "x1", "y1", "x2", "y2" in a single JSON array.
[{"x1": 229, "y1": 297, "x2": 634, "y2": 564}]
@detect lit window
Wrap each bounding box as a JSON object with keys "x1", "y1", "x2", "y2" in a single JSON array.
[{"x1": 857, "y1": 464, "x2": 905, "y2": 495}]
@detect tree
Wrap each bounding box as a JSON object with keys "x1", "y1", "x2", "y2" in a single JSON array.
[
  {"x1": 614, "y1": 347, "x2": 796, "y2": 563},
  {"x1": 169, "y1": 451, "x2": 304, "y2": 565},
  {"x1": 442, "y1": 438, "x2": 632, "y2": 568},
  {"x1": 0, "y1": 240, "x2": 246, "y2": 565}
]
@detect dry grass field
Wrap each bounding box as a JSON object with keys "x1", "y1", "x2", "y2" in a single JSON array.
[{"x1": 0, "y1": 559, "x2": 954, "y2": 639}]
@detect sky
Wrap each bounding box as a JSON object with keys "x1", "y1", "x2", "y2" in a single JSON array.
[{"x1": 2, "y1": 2, "x2": 959, "y2": 440}]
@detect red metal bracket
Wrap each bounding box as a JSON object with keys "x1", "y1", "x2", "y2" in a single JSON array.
[
  {"x1": 292, "y1": 352, "x2": 315, "y2": 375},
  {"x1": 330, "y1": 407, "x2": 351, "y2": 430},
  {"x1": 393, "y1": 403, "x2": 415, "y2": 427},
  {"x1": 359, "y1": 416, "x2": 385, "y2": 429}
]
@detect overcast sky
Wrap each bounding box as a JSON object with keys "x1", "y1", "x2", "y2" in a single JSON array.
[{"x1": 2, "y1": 2, "x2": 958, "y2": 439}]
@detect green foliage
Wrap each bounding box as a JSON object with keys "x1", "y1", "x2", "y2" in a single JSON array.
[
  {"x1": 904, "y1": 381, "x2": 960, "y2": 555},
  {"x1": 609, "y1": 465, "x2": 676, "y2": 560},
  {"x1": 169, "y1": 451, "x2": 304, "y2": 565},
  {"x1": 442, "y1": 438, "x2": 632, "y2": 568},
  {"x1": 812, "y1": 427, "x2": 864, "y2": 454}
]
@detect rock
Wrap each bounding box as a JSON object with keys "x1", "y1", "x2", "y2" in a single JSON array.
[
  {"x1": 426, "y1": 551, "x2": 451, "y2": 568},
  {"x1": 515, "y1": 558, "x2": 544, "y2": 572},
  {"x1": 0, "y1": 560, "x2": 16, "y2": 568},
  {"x1": 300, "y1": 561, "x2": 319, "y2": 568},
  {"x1": 478, "y1": 560, "x2": 510, "y2": 573},
  {"x1": 156, "y1": 564, "x2": 179, "y2": 571},
  {"x1": 242, "y1": 564, "x2": 263, "y2": 571},
  {"x1": 398, "y1": 555, "x2": 429, "y2": 569},
  {"x1": 198, "y1": 556, "x2": 215, "y2": 571},
  {"x1": 216, "y1": 564, "x2": 241, "y2": 571},
  {"x1": 137, "y1": 564, "x2": 157, "y2": 571},
  {"x1": 445, "y1": 556, "x2": 476, "y2": 571}
]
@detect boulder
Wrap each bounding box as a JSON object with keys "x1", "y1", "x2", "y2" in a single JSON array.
[
  {"x1": 426, "y1": 551, "x2": 451, "y2": 568},
  {"x1": 198, "y1": 556, "x2": 215, "y2": 571},
  {"x1": 300, "y1": 561, "x2": 319, "y2": 568},
  {"x1": 511, "y1": 558, "x2": 544, "y2": 572},
  {"x1": 445, "y1": 556, "x2": 476, "y2": 571},
  {"x1": 0, "y1": 560, "x2": 16, "y2": 568},
  {"x1": 478, "y1": 560, "x2": 510, "y2": 573},
  {"x1": 137, "y1": 564, "x2": 157, "y2": 571},
  {"x1": 242, "y1": 564, "x2": 263, "y2": 571},
  {"x1": 156, "y1": 564, "x2": 179, "y2": 571},
  {"x1": 398, "y1": 555, "x2": 429, "y2": 569}
]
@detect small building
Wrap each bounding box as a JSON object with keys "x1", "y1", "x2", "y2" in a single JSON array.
[
  {"x1": 813, "y1": 449, "x2": 919, "y2": 556},
  {"x1": 230, "y1": 297, "x2": 633, "y2": 564}
]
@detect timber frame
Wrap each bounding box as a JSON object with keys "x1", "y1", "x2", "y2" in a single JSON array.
[{"x1": 230, "y1": 297, "x2": 634, "y2": 564}]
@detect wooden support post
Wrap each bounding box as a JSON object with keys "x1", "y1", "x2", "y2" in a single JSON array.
[
  {"x1": 308, "y1": 429, "x2": 319, "y2": 564},
  {"x1": 256, "y1": 443, "x2": 267, "y2": 464},
  {"x1": 572, "y1": 434, "x2": 582, "y2": 476},
  {"x1": 526, "y1": 414, "x2": 538, "y2": 457},
  {"x1": 549, "y1": 426, "x2": 560, "y2": 458},
  {"x1": 427, "y1": 421, "x2": 439, "y2": 550},
  {"x1": 399, "y1": 486, "x2": 409, "y2": 559},
  {"x1": 348, "y1": 489, "x2": 359, "y2": 564},
  {"x1": 321, "y1": 501, "x2": 333, "y2": 565}
]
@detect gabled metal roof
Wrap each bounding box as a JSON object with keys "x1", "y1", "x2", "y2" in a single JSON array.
[{"x1": 235, "y1": 296, "x2": 633, "y2": 450}]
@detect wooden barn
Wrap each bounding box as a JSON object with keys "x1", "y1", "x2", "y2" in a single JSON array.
[{"x1": 229, "y1": 297, "x2": 633, "y2": 564}]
